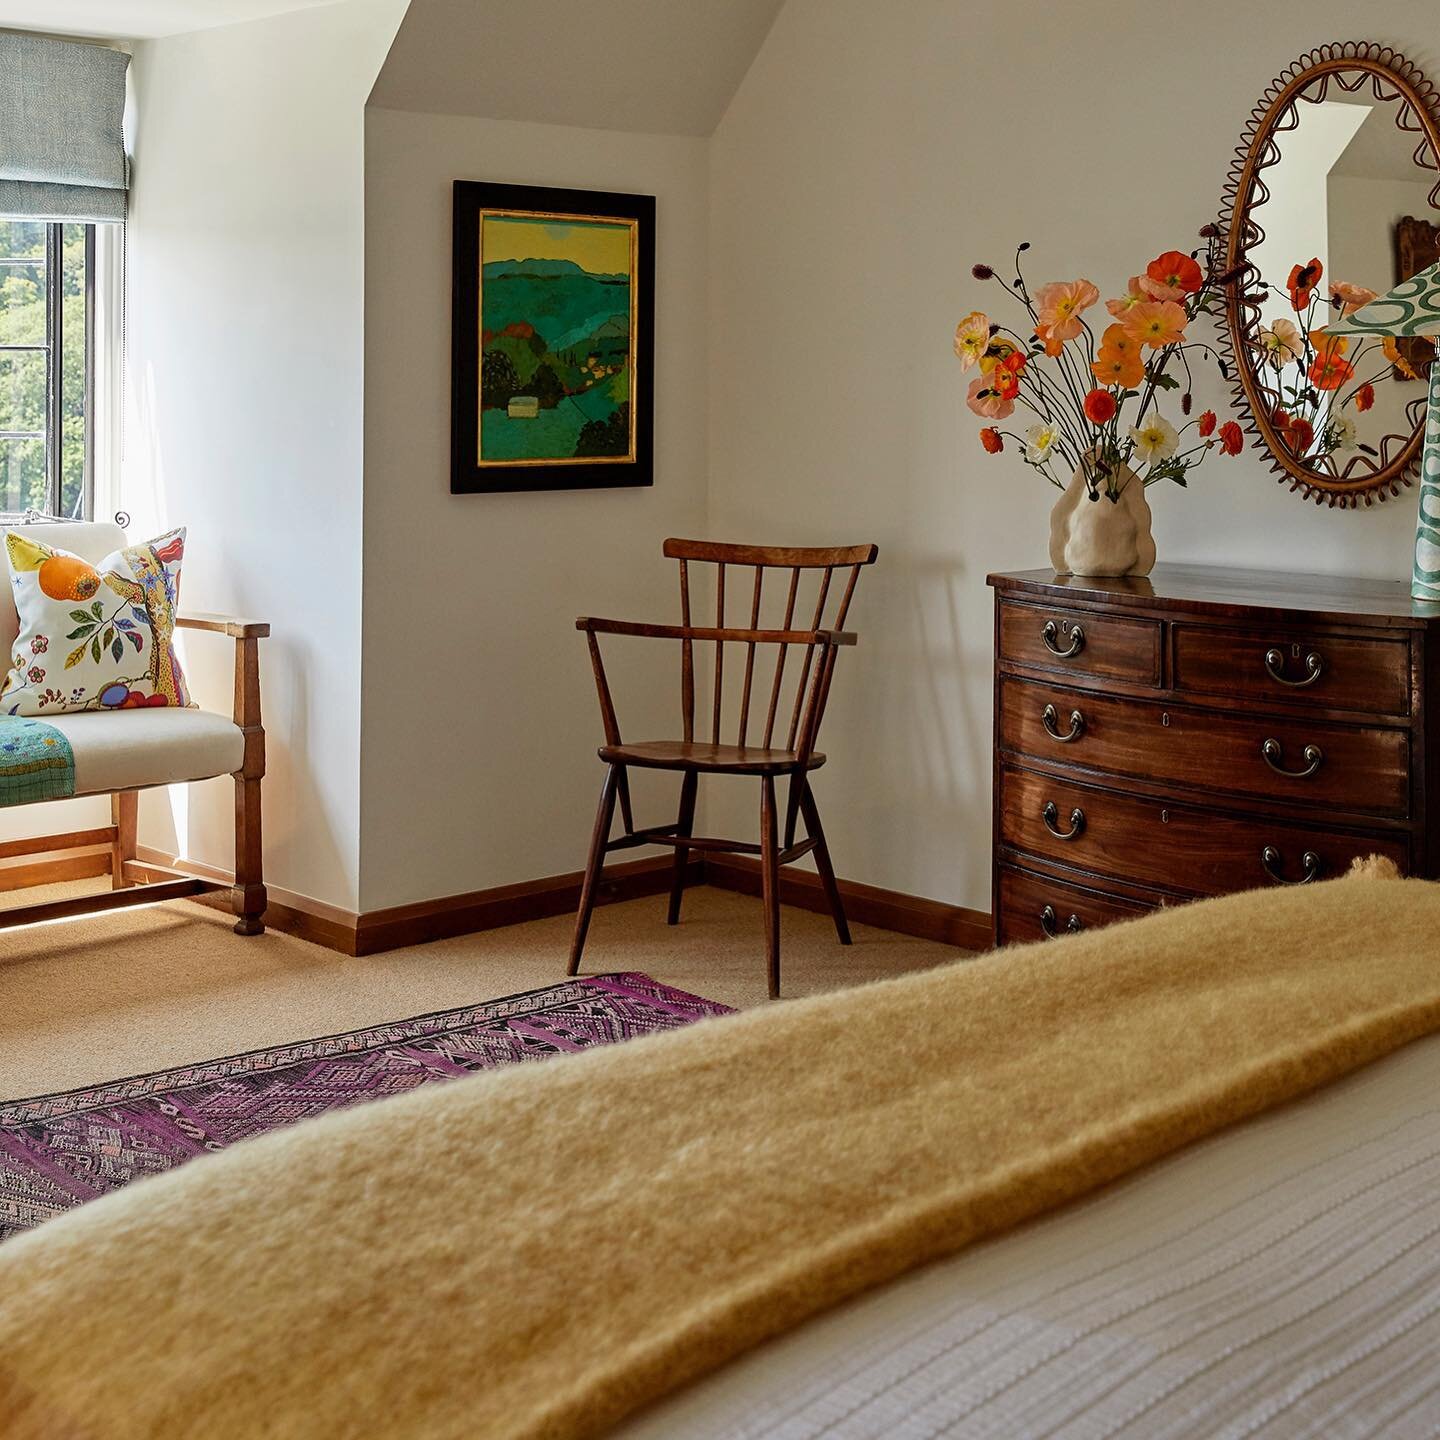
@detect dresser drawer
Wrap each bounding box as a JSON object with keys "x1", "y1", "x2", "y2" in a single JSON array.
[
  {"x1": 998, "y1": 600, "x2": 1161, "y2": 686},
  {"x1": 996, "y1": 865, "x2": 1151, "y2": 946},
  {"x1": 999, "y1": 677, "x2": 1410, "y2": 818},
  {"x1": 1172, "y1": 624, "x2": 1410, "y2": 717},
  {"x1": 999, "y1": 764, "x2": 1410, "y2": 896}
]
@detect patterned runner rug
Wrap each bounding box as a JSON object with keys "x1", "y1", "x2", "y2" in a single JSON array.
[{"x1": 0, "y1": 972, "x2": 730, "y2": 1242}]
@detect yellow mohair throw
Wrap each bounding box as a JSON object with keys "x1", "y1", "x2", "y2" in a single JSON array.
[{"x1": 4, "y1": 862, "x2": 1440, "y2": 1440}]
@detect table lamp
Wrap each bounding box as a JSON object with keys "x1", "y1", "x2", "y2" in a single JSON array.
[{"x1": 1323, "y1": 259, "x2": 1440, "y2": 601}]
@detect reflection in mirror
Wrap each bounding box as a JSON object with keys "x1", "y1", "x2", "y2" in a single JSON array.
[{"x1": 1220, "y1": 47, "x2": 1440, "y2": 505}]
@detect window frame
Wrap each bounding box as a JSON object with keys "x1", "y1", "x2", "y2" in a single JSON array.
[{"x1": 0, "y1": 220, "x2": 96, "y2": 521}]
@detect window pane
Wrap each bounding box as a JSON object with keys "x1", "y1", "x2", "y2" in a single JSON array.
[
  {"x1": 0, "y1": 219, "x2": 46, "y2": 349},
  {"x1": 0, "y1": 436, "x2": 45, "y2": 513},
  {"x1": 60, "y1": 225, "x2": 87, "y2": 518},
  {"x1": 0, "y1": 222, "x2": 46, "y2": 262},
  {"x1": 0, "y1": 350, "x2": 46, "y2": 435}
]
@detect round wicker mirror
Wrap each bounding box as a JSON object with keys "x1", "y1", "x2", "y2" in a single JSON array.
[{"x1": 1218, "y1": 43, "x2": 1440, "y2": 507}]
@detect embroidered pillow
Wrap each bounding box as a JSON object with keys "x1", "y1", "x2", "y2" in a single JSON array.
[{"x1": 1, "y1": 528, "x2": 194, "y2": 716}]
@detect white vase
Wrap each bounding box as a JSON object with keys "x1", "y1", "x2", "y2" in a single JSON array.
[{"x1": 1048, "y1": 457, "x2": 1156, "y2": 578}]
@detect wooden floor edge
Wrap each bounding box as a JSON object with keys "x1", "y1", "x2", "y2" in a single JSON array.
[
  {"x1": 130, "y1": 847, "x2": 991, "y2": 956},
  {"x1": 705, "y1": 855, "x2": 991, "y2": 951}
]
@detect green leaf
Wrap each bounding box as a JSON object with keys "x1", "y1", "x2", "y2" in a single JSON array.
[
  {"x1": 69, "y1": 610, "x2": 93, "y2": 625},
  {"x1": 90, "y1": 601, "x2": 103, "y2": 620},
  {"x1": 102, "y1": 627, "x2": 114, "y2": 650},
  {"x1": 1147, "y1": 370, "x2": 1180, "y2": 390},
  {"x1": 65, "y1": 626, "x2": 92, "y2": 640},
  {"x1": 111, "y1": 637, "x2": 123, "y2": 664},
  {"x1": 90, "y1": 635, "x2": 101, "y2": 665}
]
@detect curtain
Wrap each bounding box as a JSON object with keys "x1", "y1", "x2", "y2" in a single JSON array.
[{"x1": 0, "y1": 33, "x2": 129, "y2": 222}]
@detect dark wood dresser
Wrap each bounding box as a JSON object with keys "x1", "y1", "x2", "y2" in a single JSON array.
[{"x1": 989, "y1": 566, "x2": 1440, "y2": 946}]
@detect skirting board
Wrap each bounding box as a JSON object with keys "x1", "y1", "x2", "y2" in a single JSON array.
[{"x1": 115, "y1": 847, "x2": 991, "y2": 957}]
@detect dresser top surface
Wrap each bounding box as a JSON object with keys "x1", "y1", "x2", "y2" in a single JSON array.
[{"x1": 989, "y1": 564, "x2": 1440, "y2": 627}]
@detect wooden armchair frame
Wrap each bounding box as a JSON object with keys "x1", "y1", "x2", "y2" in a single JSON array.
[
  {"x1": 569, "y1": 538, "x2": 877, "y2": 997},
  {"x1": 0, "y1": 613, "x2": 269, "y2": 936}
]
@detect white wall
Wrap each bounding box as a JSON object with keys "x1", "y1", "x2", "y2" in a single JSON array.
[
  {"x1": 705, "y1": 0, "x2": 1440, "y2": 912},
  {"x1": 359, "y1": 108, "x2": 710, "y2": 911},
  {"x1": 121, "y1": 0, "x2": 406, "y2": 912}
]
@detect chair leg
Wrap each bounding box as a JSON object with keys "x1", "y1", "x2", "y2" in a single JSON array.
[
  {"x1": 232, "y1": 773, "x2": 267, "y2": 936},
  {"x1": 760, "y1": 773, "x2": 781, "y2": 999},
  {"x1": 110, "y1": 791, "x2": 137, "y2": 889},
  {"x1": 667, "y1": 769, "x2": 698, "y2": 925},
  {"x1": 569, "y1": 764, "x2": 620, "y2": 976},
  {"x1": 798, "y1": 779, "x2": 851, "y2": 945}
]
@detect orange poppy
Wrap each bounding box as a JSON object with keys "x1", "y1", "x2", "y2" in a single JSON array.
[
  {"x1": 1145, "y1": 250, "x2": 1203, "y2": 297},
  {"x1": 1091, "y1": 347, "x2": 1145, "y2": 389},
  {"x1": 1123, "y1": 300, "x2": 1187, "y2": 349},
  {"x1": 1356, "y1": 382, "x2": 1376, "y2": 412},
  {"x1": 1197, "y1": 409, "x2": 1217, "y2": 437},
  {"x1": 1287, "y1": 257, "x2": 1323, "y2": 310},
  {"x1": 1218, "y1": 420, "x2": 1244, "y2": 455},
  {"x1": 980, "y1": 426, "x2": 1003, "y2": 454},
  {"x1": 1308, "y1": 346, "x2": 1354, "y2": 392}
]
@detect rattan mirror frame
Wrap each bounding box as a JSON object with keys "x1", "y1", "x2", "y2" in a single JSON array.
[{"x1": 1218, "y1": 43, "x2": 1440, "y2": 507}]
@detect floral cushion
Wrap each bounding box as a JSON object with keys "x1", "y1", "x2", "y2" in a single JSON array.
[{"x1": 0, "y1": 527, "x2": 194, "y2": 716}]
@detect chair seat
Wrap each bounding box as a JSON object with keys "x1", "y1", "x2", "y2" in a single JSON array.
[
  {"x1": 50, "y1": 708, "x2": 244, "y2": 798},
  {"x1": 598, "y1": 740, "x2": 826, "y2": 774}
]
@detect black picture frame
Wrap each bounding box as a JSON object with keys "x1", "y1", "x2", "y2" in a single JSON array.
[{"x1": 451, "y1": 180, "x2": 656, "y2": 494}]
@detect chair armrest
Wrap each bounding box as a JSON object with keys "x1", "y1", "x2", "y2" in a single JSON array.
[
  {"x1": 576, "y1": 617, "x2": 856, "y2": 646},
  {"x1": 177, "y1": 613, "x2": 270, "y2": 640}
]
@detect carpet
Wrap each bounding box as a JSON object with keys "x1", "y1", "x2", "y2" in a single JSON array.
[{"x1": 0, "y1": 972, "x2": 729, "y2": 1242}]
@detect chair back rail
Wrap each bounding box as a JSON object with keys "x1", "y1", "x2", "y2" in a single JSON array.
[{"x1": 665, "y1": 538, "x2": 878, "y2": 758}]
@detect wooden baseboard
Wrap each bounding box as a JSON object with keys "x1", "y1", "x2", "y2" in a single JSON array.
[
  {"x1": 128, "y1": 846, "x2": 992, "y2": 957},
  {"x1": 704, "y1": 855, "x2": 991, "y2": 950},
  {"x1": 353, "y1": 855, "x2": 700, "y2": 956}
]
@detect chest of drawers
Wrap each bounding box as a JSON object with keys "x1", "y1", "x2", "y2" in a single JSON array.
[{"x1": 988, "y1": 565, "x2": 1440, "y2": 946}]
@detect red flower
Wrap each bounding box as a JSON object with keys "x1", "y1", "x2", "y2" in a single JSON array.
[
  {"x1": 1218, "y1": 420, "x2": 1244, "y2": 456},
  {"x1": 990, "y1": 357, "x2": 1022, "y2": 402},
  {"x1": 1083, "y1": 387, "x2": 1118, "y2": 425},
  {"x1": 1146, "y1": 250, "x2": 1204, "y2": 296},
  {"x1": 1197, "y1": 409, "x2": 1217, "y2": 437},
  {"x1": 1285, "y1": 416, "x2": 1315, "y2": 453},
  {"x1": 1287, "y1": 257, "x2": 1323, "y2": 310},
  {"x1": 979, "y1": 427, "x2": 1003, "y2": 454},
  {"x1": 1356, "y1": 382, "x2": 1376, "y2": 413}
]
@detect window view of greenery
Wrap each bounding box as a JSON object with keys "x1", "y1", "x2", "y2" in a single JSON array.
[{"x1": 0, "y1": 219, "x2": 90, "y2": 517}]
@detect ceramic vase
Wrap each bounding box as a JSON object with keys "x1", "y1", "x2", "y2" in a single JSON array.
[{"x1": 1048, "y1": 457, "x2": 1156, "y2": 578}]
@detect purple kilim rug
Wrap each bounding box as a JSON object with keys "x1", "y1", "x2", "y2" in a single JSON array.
[{"x1": 0, "y1": 972, "x2": 731, "y2": 1243}]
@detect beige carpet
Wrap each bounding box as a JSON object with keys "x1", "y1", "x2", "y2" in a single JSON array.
[{"x1": 0, "y1": 881, "x2": 965, "y2": 1100}]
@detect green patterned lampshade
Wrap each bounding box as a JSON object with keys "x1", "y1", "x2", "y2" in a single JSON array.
[{"x1": 1324, "y1": 259, "x2": 1440, "y2": 602}]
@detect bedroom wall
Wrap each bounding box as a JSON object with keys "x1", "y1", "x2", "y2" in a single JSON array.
[
  {"x1": 358, "y1": 108, "x2": 709, "y2": 912},
  {"x1": 703, "y1": 0, "x2": 1440, "y2": 915},
  {"x1": 118, "y1": 0, "x2": 407, "y2": 913}
]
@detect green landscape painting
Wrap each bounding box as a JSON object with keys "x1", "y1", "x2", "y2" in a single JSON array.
[{"x1": 478, "y1": 212, "x2": 636, "y2": 465}]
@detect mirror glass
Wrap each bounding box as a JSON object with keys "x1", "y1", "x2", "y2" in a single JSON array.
[{"x1": 1223, "y1": 53, "x2": 1440, "y2": 503}]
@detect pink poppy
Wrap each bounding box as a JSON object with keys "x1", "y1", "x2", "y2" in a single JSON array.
[
  {"x1": 1035, "y1": 279, "x2": 1100, "y2": 341},
  {"x1": 966, "y1": 374, "x2": 1015, "y2": 421}
]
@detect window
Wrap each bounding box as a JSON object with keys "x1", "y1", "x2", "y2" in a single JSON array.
[{"x1": 0, "y1": 219, "x2": 100, "y2": 520}]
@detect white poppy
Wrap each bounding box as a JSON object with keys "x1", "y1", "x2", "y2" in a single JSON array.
[
  {"x1": 1024, "y1": 422, "x2": 1060, "y2": 464},
  {"x1": 1129, "y1": 414, "x2": 1179, "y2": 464}
]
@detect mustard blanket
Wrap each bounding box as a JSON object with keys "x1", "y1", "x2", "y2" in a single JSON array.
[{"x1": 4, "y1": 862, "x2": 1440, "y2": 1440}]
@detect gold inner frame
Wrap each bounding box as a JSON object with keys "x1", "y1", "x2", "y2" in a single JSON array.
[{"x1": 476, "y1": 207, "x2": 640, "y2": 468}]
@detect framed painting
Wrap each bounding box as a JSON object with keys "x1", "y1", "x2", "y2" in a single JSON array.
[{"x1": 451, "y1": 181, "x2": 655, "y2": 493}]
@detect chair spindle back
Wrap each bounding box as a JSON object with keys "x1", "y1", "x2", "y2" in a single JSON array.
[{"x1": 665, "y1": 539, "x2": 877, "y2": 757}]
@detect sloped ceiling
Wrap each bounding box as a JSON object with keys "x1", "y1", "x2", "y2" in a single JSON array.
[
  {"x1": 369, "y1": 0, "x2": 784, "y2": 137},
  {"x1": 0, "y1": 0, "x2": 341, "y2": 39}
]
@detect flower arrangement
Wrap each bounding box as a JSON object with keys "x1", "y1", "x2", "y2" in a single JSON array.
[
  {"x1": 955, "y1": 235, "x2": 1245, "y2": 500},
  {"x1": 1250, "y1": 257, "x2": 1428, "y2": 467}
]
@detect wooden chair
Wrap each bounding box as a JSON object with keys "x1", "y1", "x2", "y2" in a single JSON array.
[{"x1": 569, "y1": 538, "x2": 878, "y2": 998}]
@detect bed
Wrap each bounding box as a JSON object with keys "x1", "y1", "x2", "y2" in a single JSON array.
[{"x1": 1, "y1": 860, "x2": 1438, "y2": 1440}]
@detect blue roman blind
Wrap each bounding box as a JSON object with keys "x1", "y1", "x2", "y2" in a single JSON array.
[{"x1": 0, "y1": 32, "x2": 129, "y2": 222}]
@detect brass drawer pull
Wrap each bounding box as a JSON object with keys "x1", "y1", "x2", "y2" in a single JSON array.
[
  {"x1": 1040, "y1": 904, "x2": 1083, "y2": 939},
  {"x1": 1264, "y1": 647, "x2": 1324, "y2": 688},
  {"x1": 1042, "y1": 704, "x2": 1085, "y2": 743},
  {"x1": 1042, "y1": 620, "x2": 1085, "y2": 659},
  {"x1": 1042, "y1": 801, "x2": 1085, "y2": 840},
  {"x1": 1261, "y1": 845, "x2": 1321, "y2": 885},
  {"x1": 1260, "y1": 737, "x2": 1323, "y2": 779}
]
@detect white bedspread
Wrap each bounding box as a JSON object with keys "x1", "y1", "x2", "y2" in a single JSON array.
[{"x1": 615, "y1": 1034, "x2": 1440, "y2": 1439}]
